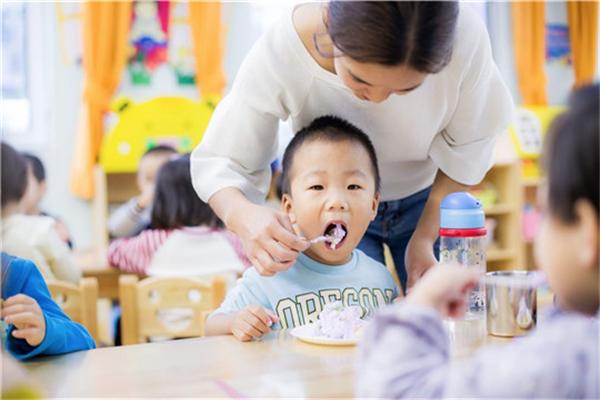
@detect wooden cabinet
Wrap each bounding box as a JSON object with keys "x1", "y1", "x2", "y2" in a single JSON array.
[
  {"x1": 92, "y1": 166, "x2": 138, "y2": 253},
  {"x1": 476, "y1": 161, "x2": 525, "y2": 271}
]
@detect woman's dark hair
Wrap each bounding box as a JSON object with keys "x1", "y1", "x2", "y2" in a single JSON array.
[
  {"x1": 543, "y1": 83, "x2": 599, "y2": 223},
  {"x1": 320, "y1": 1, "x2": 459, "y2": 73},
  {"x1": 1, "y1": 142, "x2": 28, "y2": 206},
  {"x1": 22, "y1": 153, "x2": 46, "y2": 182},
  {"x1": 151, "y1": 154, "x2": 222, "y2": 230},
  {"x1": 281, "y1": 115, "x2": 380, "y2": 195}
]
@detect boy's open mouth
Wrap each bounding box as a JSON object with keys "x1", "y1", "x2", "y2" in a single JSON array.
[{"x1": 323, "y1": 222, "x2": 348, "y2": 250}]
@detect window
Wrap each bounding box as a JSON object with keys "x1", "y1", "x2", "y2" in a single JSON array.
[{"x1": 1, "y1": 3, "x2": 52, "y2": 145}]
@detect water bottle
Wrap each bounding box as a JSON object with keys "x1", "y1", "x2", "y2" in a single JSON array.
[{"x1": 439, "y1": 192, "x2": 487, "y2": 353}]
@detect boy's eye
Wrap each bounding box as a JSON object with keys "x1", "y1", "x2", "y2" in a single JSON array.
[
  {"x1": 348, "y1": 184, "x2": 362, "y2": 190},
  {"x1": 309, "y1": 185, "x2": 324, "y2": 191}
]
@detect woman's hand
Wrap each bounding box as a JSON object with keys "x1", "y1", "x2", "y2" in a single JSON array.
[
  {"x1": 230, "y1": 305, "x2": 279, "y2": 342},
  {"x1": 1, "y1": 294, "x2": 46, "y2": 347},
  {"x1": 405, "y1": 234, "x2": 437, "y2": 290},
  {"x1": 406, "y1": 264, "x2": 479, "y2": 318},
  {"x1": 228, "y1": 201, "x2": 310, "y2": 276}
]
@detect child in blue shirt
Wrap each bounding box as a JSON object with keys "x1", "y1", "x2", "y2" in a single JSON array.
[
  {"x1": 1, "y1": 253, "x2": 95, "y2": 360},
  {"x1": 206, "y1": 116, "x2": 399, "y2": 341}
]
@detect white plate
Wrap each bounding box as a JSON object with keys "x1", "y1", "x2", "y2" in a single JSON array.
[{"x1": 290, "y1": 323, "x2": 359, "y2": 346}]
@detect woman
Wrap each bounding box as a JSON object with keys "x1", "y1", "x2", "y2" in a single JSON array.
[{"x1": 191, "y1": 2, "x2": 513, "y2": 291}]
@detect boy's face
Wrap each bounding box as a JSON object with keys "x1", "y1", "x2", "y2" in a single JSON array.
[
  {"x1": 534, "y1": 183, "x2": 599, "y2": 314},
  {"x1": 20, "y1": 166, "x2": 46, "y2": 215},
  {"x1": 137, "y1": 152, "x2": 172, "y2": 193},
  {"x1": 282, "y1": 139, "x2": 379, "y2": 265}
]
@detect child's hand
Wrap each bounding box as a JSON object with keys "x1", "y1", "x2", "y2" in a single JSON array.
[
  {"x1": 405, "y1": 264, "x2": 479, "y2": 318},
  {"x1": 136, "y1": 183, "x2": 155, "y2": 209},
  {"x1": 1, "y1": 294, "x2": 46, "y2": 347},
  {"x1": 231, "y1": 305, "x2": 279, "y2": 342}
]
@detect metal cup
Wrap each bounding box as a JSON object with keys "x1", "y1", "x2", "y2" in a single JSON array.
[{"x1": 485, "y1": 271, "x2": 537, "y2": 337}]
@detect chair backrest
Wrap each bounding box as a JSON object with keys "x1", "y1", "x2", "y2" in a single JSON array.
[
  {"x1": 119, "y1": 275, "x2": 226, "y2": 345},
  {"x1": 47, "y1": 278, "x2": 99, "y2": 343}
]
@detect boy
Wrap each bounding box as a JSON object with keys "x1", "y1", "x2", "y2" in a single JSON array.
[
  {"x1": 108, "y1": 145, "x2": 177, "y2": 238},
  {"x1": 21, "y1": 153, "x2": 73, "y2": 248},
  {"x1": 1, "y1": 253, "x2": 96, "y2": 360},
  {"x1": 206, "y1": 116, "x2": 399, "y2": 341},
  {"x1": 1, "y1": 143, "x2": 80, "y2": 284},
  {"x1": 357, "y1": 84, "x2": 599, "y2": 398}
]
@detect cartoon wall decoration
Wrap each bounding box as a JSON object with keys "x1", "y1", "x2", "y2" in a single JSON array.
[
  {"x1": 128, "y1": 0, "x2": 170, "y2": 85},
  {"x1": 99, "y1": 96, "x2": 217, "y2": 173},
  {"x1": 509, "y1": 106, "x2": 564, "y2": 179}
]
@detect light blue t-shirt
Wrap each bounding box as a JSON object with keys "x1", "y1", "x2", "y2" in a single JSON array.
[{"x1": 213, "y1": 249, "x2": 399, "y2": 329}]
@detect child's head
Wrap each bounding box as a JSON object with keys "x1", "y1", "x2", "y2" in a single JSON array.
[
  {"x1": 20, "y1": 154, "x2": 47, "y2": 215},
  {"x1": 281, "y1": 115, "x2": 380, "y2": 265},
  {"x1": 137, "y1": 145, "x2": 177, "y2": 192},
  {"x1": 150, "y1": 154, "x2": 221, "y2": 230},
  {"x1": 535, "y1": 83, "x2": 599, "y2": 315},
  {"x1": 0, "y1": 143, "x2": 28, "y2": 214}
]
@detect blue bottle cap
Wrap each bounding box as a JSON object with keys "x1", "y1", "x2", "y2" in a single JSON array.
[{"x1": 440, "y1": 192, "x2": 485, "y2": 229}]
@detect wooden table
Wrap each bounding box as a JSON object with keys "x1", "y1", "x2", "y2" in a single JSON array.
[{"x1": 24, "y1": 331, "x2": 356, "y2": 398}]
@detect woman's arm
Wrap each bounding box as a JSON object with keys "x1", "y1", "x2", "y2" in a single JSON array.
[
  {"x1": 209, "y1": 188, "x2": 309, "y2": 275},
  {"x1": 405, "y1": 170, "x2": 470, "y2": 288}
]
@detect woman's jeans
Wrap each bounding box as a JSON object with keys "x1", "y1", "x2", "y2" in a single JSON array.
[{"x1": 357, "y1": 186, "x2": 439, "y2": 293}]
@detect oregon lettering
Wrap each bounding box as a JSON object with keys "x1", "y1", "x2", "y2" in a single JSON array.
[{"x1": 276, "y1": 287, "x2": 394, "y2": 329}]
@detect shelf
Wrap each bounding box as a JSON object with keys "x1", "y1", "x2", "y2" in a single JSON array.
[
  {"x1": 483, "y1": 203, "x2": 515, "y2": 216},
  {"x1": 522, "y1": 177, "x2": 540, "y2": 187},
  {"x1": 487, "y1": 248, "x2": 515, "y2": 261}
]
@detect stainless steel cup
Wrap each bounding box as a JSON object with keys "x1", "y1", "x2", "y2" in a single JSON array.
[{"x1": 485, "y1": 271, "x2": 537, "y2": 337}]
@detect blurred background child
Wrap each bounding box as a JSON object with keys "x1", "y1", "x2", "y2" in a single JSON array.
[
  {"x1": 1, "y1": 142, "x2": 80, "y2": 284},
  {"x1": 357, "y1": 84, "x2": 599, "y2": 398},
  {"x1": 21, "y1": 153, "x2": 73, "y2": 248},
  {"x1": 107, "y1": 145, "x2": 177, "y2": 238},
  {"x1": 1, "y1": 253, "x2": 95, "y2": 360},
  {"x1": 108, "y1": 154, "x2": 249, "y2": 280}
]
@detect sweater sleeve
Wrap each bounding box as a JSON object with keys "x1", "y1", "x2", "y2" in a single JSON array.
[
  {"x1": 6, "y1": 262, "x2": 95, "y2": 360},
  {"x1": 40, "y1": 225, "x2": 81, "y2": 284},
  {"x1": 107, "y1": 229, "x2": 171, "y2": 275},
  {"x1": 191, "y1": 19, "x2": 312, "y2": 205},
  {"x1": 428, "y1": 8, "x2": 514, "y2": 185},
  {"x1": 107, "y1": 198, "x2": 151, "y2": 238},
  {"x1": 357, "y1": 303, "x2": 599, "y2": 398}
]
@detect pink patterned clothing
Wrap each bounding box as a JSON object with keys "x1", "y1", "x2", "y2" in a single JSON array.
[{"x1": 108, "y1": 226, "x2": 250, "y2": 275}]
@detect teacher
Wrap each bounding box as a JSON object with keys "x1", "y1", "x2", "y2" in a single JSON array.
[{"x1": 191, "y1": 2, "x2": 513, "y2": 291}]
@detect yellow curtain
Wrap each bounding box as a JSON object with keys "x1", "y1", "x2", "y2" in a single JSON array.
[
  {"x1": 511, "y1": 2, "x2": 548, "y2": 105},
  {"x1": 567, "y1": 1, "x2": 599, "y2": 87},
  {"x1": 69, "y1": 2, "x2": 132, "y2": 199},
  {"x1": 188, "y1": 1, "x2": 226, "y2": 97}
]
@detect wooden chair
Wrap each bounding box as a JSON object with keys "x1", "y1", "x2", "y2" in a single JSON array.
[
  {"x1": 47, "y1": 278, "x2": 99, "y2": 343},
  {"x1": 119, "y1": 275, "x2": 226, "y2": 345}
]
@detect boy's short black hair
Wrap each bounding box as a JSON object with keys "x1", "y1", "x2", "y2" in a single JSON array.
[
  {"x1": 1, "y1": 142, "x2": 28, "y2": 206},
  {"x1": 281, "y1": 116, "x2": 381, "y2": 195},
  {"x1": 143, "y1": 144, "x2": 177, "y2": 158},
  {"x1": 151, "y1": 154, "x2": 222, "y2": 229},
  {"x1": 544, "y1": 83, "x2": 599, "y2": 222},
  {"x1": 22, "y1": 153, "x2": 45, "y2": 182}
]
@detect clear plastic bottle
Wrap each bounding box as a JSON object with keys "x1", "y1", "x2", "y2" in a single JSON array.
[{"x1": 439, "y1": 192, "x2": 487, "y2": 354}]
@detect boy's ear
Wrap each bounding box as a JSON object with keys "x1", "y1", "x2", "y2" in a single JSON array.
[
  {"x1": 574, "y1": 199, "x2": 599, "y2": 270},
  {"x1": 281, "y1": 193, "x2": 297, "y2": 224},
  {"x1": 370, "y1": 192, "x2": 380, "y2": 221}
]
